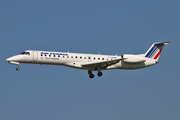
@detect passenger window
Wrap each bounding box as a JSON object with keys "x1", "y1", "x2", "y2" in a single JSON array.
[
  {"x1": 63, "y1": 56, "x2": 64, "y2": 58},
  {"x1": 84, "y1": 57, "x2": 86, "y2": 59},
  {"x1": 41, "y1": 54, "x2": 43, "y2": 56},
  {"x1": 67, "y1": 56, "x2": 69, "y2": 58},
  {"x1": 45, "y1": 54, "x2": 46, "y2": 56},
  {"x1": 54, "y1": 55, "x2": 56, "y2": 57},
  {"x1": 49, "y1": 55, "x2": 51, "y2": 57},
  {"x1": 58, "y1": 55, "x2": 60, "y2": 57},
  {"x1": 102, "y1": 58, "x2": 104, "y2": 60},
  {"x1": 71, "y1": 56, "x2": 73, "y2": 58},
  {"x1": 98, "y1": 58, "x2": 100, "y2": 60},
  {"x1": 94, "y1": 57, "x2": 96, "y2": 60},
  {"x1": 76, "y1": 56, "x2": 77, "y2": 59},
  {"x1": 80, "y1": 57, "x2": 82, "y2": 59}
]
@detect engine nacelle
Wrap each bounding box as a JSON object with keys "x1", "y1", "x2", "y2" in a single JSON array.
[{"x1": 122, "y1": 54, "x2": 146, "y2": 63}]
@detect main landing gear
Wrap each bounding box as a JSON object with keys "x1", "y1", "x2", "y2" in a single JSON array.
[
  {"x1": 97, "y1": 72, "x2": 103, "y2": 77},
  {"x1": 88, "y1": 69, "x2": 103, "y2": 79},
  {"x1": 88, "y1": 70, "x2": 94, "y2": 78},
  {"x1": 96, "y1": 67, "x2": 103, "y2": 77}
]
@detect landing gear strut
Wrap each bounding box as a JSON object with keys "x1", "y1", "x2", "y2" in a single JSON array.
[
  {"x1": 88, "y1": 70, "x2": 94, "y2": 79},
  {"x1": 16, "y1": 65, "x2": 20, "y2": 71},
  {"x1": 96, "y1": 67, "x2": 103, "y2": 77},
  {"x1": 88, "y1": 68, "x2": 103, "y2": 78}
]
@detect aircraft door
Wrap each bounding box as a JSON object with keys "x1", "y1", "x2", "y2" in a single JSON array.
[
  {"x1": 33, "y1": 51, "x2": 38, "y2": 61},
  {"x1": 24, "y1": 51, "x2": 33, "y2": 62}
]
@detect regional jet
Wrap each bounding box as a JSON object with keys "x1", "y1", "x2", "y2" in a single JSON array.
[{"x1": 6, "y1": 41, "x2": 172, "y2": 78}]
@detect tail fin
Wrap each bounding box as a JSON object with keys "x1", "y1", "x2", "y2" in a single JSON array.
[{"x1": 144, "y1": 41, "x2": 173, "y2": 61}]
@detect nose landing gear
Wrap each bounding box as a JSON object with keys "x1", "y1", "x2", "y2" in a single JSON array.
[
  {"x1": 16, "y1": 67, "x2": 20, "y2": 71},
  {"x1": 16, "y1": 65, "x2": 20, "y2": 71}
]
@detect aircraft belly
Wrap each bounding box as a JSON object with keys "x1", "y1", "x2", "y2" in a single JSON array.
[
  {"x1": 117, "y1": 61, "x2": 146, "y2": 70},
  {"x1": 115, "y1": 60, "x2": 156, "y2": 70}
]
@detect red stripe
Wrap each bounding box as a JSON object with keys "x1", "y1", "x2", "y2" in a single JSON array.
[{"x1": 154, "y1": 48, "x2": 163, "y2": 59}]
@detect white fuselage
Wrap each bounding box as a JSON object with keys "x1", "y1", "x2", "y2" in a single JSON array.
[
  {"x1": 6, "y1": 41, "x2": 171, "y2": 78},
  {"x1": 6, "y1": 50, "x2": 157, "y2": 71}
]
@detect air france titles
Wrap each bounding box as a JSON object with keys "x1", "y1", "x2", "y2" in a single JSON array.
[
  {"x1": 41, "y1": 52, "x2": 68, "y2": 56},
  {"x1": 41, "y1": 52, "x2": 68, "y2": 60}
]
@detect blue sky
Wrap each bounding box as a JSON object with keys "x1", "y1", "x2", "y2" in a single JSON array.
[{"x1": 0, "y1": 0, "x2": 180, "y2": 120}]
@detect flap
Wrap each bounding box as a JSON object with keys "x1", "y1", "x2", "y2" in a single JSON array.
[{"x1": 81, "y1": 58, "x2": 126, "y2": 69}]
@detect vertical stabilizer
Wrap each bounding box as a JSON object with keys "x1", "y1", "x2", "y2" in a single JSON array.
[{"x1": 144, "y1": 41, "x2": 172, "y2": 61}]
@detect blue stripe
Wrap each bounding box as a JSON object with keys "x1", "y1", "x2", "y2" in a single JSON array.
[
  {"x1": 150, "y1": 47, "x2": 159, "y2": 58},
  {"x1": 150, "y1": 45, "x2": 161, "y2": 58},
  {"x1": 145, "y1": 45, "x2": 157, "y2": 57},
  {"x1": 148, "y1": 45, "x2": 158, "y2": 57},
  {"x1": 148, "y1": 45, "x2": 160, "y2": 58},
  {"x1": 145, "y1": 44, "x2": 163, "y2": 58}
]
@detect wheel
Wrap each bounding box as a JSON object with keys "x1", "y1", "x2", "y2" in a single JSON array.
[
  {"x1": 97, "y1": 72, "x2": 103, "y2": 77},
  {"x1": 16, "y1": 67, "x2": 20, "y2": 71},
  {"x1": 89, "y1": 74, "x2": 94, "y2": 79}
]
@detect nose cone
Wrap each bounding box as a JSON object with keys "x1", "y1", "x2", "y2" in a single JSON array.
[
  {"x1": 6, "y1": 56, "x2": 20, "y2": 62},
  {"x1": 6, "y1": 57, "x2": 12, "y2": 62}
]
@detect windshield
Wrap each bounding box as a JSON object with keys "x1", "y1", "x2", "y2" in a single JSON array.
[
  {"x1": 20, "y1": 52, "x2": 26, "y2": 54},
  {"x1": 20, "y1": 52, "x2": 30, "y2": 55}
]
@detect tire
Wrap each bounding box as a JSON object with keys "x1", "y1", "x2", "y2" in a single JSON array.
[
  {"x1": 97, "y1": 72, "x2": 103, "y2": 77},
  {"x1": 16, "y1": 67, "x2": 20, "y2": 71},
  {"x1": 89, "y1": 74, "x2": 94, "y2": 79}
]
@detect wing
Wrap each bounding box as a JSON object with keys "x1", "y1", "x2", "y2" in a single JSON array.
[{"x1": 81, "y1": 58, "x2": 126, "y2": 69}]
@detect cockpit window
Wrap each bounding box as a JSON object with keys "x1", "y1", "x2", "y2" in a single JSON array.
[
  {"x1": 20, "y1": 52, "x2": 30, "y2": 55},
  {"x1": 26, "y1": 52, "x2": 30, "y2": 55},
  {"x1": 20, "y1": 52, "x2": 26, "y2": 54}
]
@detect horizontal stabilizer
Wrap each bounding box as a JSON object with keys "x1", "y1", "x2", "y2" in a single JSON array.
[{"x1": 154, "y1": 41, "x2": 173, "y2": 45}]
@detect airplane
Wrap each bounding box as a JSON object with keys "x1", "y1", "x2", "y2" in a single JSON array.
[{"x1": 6, "y1": 41, "x2": 172, "y2": 78}]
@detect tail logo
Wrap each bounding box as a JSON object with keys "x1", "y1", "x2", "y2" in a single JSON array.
[{"x1": 145, "y1": 44, "x2": 163, "y2": 59}]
